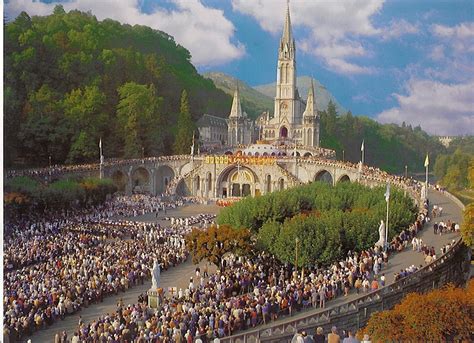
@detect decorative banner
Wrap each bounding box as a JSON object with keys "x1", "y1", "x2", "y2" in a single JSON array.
[{"x1": 204, "y1": 155, "x2": 275, "y2": 165}]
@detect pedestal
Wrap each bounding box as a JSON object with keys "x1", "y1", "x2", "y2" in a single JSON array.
[{"x1": 147, "y1": 288, "x2": 162, "y2": 309}]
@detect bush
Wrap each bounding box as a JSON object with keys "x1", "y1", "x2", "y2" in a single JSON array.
[
  {"x1": 360, "y1": 280, "x2": 474, "y2": 341},
  {"x1": 218, "y1": 181, "x2": 417, "y2": 266}
]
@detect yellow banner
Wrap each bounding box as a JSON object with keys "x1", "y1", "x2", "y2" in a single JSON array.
[{"x1": 204, "y1": 155, "x2": 275, "y2": 165}]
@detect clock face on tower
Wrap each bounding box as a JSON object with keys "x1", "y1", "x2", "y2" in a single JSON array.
[{"x1": 280, "y1": 101, "x2": 289, "y2": 118}]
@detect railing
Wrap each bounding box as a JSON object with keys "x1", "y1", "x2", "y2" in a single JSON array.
[
  {"x1": 5, "y1": 155, "x2": 192, "y2": 179},
  {"x1": 221, "y1": 237, "x2": 467, "y2": 342},
  {"x1": 275, "y1": 163, "x2": 303, "y2": 186}
]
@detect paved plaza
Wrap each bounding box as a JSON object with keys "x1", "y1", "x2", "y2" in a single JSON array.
[{"x1": 29, "y1": 190, "x2": 462, "y2": 342}]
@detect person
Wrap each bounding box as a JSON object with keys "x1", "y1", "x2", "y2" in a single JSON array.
[
  {"x1": 313, "y1": 327, "x2": 325, "y2": 343},
  {"x1": 328, "y1": 326, "x2": 341, "y2": 343},
  {"x1": 361, "y1": 334, "x2": 371, "y2": 343},
  {"x1": 342, "y1": 330, "x2": 359, "y2": 343}
]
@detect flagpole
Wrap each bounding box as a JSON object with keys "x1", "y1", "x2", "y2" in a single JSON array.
[
  {"x1": 385, "y1": 194, "x2": 389, "y2": 252},
  {"x1": 426, "y1": 156, "x2": 428, "y2": 199},
  {"x1": 424, "y1": 154, "x2": 429, "y2": 200},
  {"x1": 99, "y1": 138, "x2": 103, "y2": 179},
  {"x1": 384, "y1": 182, "x2": 390, "y2": 252}
]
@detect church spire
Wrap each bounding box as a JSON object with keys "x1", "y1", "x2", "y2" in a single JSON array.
[
  {"x1": 279, "y1": 0, "x2": 295, "y2": 59},
  {"x1": 283, "y1": 0, "x2": 292, "y2": 44},
  {"x1": 229, "y1": 85, "x2": 242, "y2": 118},
  {"x1": 304, "y1": 78, "x2": 316, "y2": 117}
]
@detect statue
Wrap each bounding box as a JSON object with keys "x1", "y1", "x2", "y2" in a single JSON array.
[
  {"x1": 375, "y1": 220, "x2": 386, "y2": 248},
  {"x1": 151, "y1": 260, "x2": 161, "y2": 290}
]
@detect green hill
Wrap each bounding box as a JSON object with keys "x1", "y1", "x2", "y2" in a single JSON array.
[
  {"x1": 203, "y1": 72, "x2": 273, "y2": 119},
  {"x1": 4, "y1": 6, "x2": 232, "y2": 167},
  {"x1": 318, "y1": 102, "x2": 446, "y2": 174}
]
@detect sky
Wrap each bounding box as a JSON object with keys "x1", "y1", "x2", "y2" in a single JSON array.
[{"x1": 4, "y1": 0, "x2": 474, "y2": 136}]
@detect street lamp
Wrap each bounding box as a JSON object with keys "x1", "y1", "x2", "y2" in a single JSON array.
[
  {"x1": 342, "y1": 150, "x2": 345, "y2": 162},
  {"x1": 405, "y1": 165, "x2": 408, "y2": 178},
  {"x1": 295, "y1": 237, "x2": 299, "y2": 272}
]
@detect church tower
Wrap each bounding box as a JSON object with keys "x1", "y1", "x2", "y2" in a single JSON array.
[
  {"x1": 227, "y1": 86, "x2": 254, "y2": 145},
  {"x1": 274, "y1": 1, "x2": 297, "y2": 126},
  {"x1": 303, "y1": 79, "x2": 320, "y2": 147}
]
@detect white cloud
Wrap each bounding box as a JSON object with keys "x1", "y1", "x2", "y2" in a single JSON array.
[
  {"x1": 428, "y1": 45, "x2": 445, "y2": 61},
  {"x1": 380, "y1": 19, "x2": 420, "y2": 40},
  {"x1": 5, "y1": 0, "x2": 245, "y2": 66},
  {"x1": 232, "y1": 0, "x2": 398, "y2": 75},
  {"x1": 377, "y1": 79, "x2": 474, "y2": 135}
]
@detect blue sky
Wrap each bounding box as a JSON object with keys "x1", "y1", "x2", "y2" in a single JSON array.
[{"x1": 5, "y1": 0, "x2": 474, "y2": 135}]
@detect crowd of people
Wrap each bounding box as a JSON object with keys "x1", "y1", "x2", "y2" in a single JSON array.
[
  {"x1": 3, "y1": 156, "x2": 459, "y2": 343},
  {"x1": 39, "y1": 199, "x2": 458, "y2": 343},
  {"x1": 3, "y1": 194, "x2": 218, "y2": 342}
]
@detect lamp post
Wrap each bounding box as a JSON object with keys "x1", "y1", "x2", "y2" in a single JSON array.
[
  {"x1": 295, "y1": 237, "x2": 299, "y2": 273},
  {"x1": 48, "y1": 155, "x2": 52, "y2": 181},
  {"x1": 342, "y1": 150, "x2": 345, "y2": 162},
  {"x1": 405, "y1": 165, "x2": 408, "y2": 179}
]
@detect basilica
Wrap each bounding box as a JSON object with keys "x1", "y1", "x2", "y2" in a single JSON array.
[{"x1": 226, "y1": 2, "x2": 320, "y2": 148}]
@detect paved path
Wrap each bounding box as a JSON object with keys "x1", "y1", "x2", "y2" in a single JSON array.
[
  {"x1": 30, "y1": 203, "x2": 220, "y2": 343},
  {"x1": 29, "y1": 191, "x2": 463, "y2": 342}
]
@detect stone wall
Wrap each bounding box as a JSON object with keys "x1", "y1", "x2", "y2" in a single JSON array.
[{"x1": 221, "y1": 239, "x2": 471, "y2": 343}]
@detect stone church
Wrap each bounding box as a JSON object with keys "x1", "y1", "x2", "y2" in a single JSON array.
[{"x1": 227, "y1": 2, "x2": 320, "y2": 148}]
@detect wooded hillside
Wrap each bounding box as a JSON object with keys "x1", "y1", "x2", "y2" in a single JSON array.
[{"x1": 4, "y1": 6, "x2": 231, "y2": 167}]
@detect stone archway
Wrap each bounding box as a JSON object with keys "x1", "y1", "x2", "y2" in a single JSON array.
[
  {"x1": 304, "y1": 152, "x2": 312, "y2": 157},
  {"x1": 314, "y1": 169, "x2": 333, "y2": 185},
  {"x1": 155, "y1": 165, "x2": 175, "y2": 195},
  {"x1": 338, "y1": 174, "x2": 350, "y2": 183},
  {"x1": 216, "y1": 165, "x2": 259, "y2": 198},
  {"x1": 112, "y1": 170, "x2": 128, "y2": 193},
  {"x1": 176, "y1": 179, "x2": 191, "y2": 196},
  {"x1": 131, "y1": 167, "x2": 151, "y2": 193},
  {"x1": 278, "y1": 178, "x2": 284, "y2": 191},
  {"x1": 280, "y1": 126, "x2": 288, "y2": 138}
]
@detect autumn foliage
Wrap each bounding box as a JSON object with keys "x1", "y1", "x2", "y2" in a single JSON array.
[
  {"x1": 185, "y1": 225, "x2": 252, "y2": 267},
  {"x1": 360, "y1": 280, "x2": 474, "y2": 341}
]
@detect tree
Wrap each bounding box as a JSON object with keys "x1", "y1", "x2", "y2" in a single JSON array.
[
  {"x1": 63, "y1": 84, "x2": 108, "y2": 163},
  {"x1": 461, "y1": 203, "x2": 474, "y2": 248},
  {"x1": 360, "y1": 280, "x2": 474, "y2": 341},
  {"x1": 173, "y1": 89, "x2": 196, "y2": 155},
  {"x1": 185, "y1": 225, "x2": 251, "y2": 268},
  {"x1": 117, "y1": 82, "x2": 163, "y2": 158}
]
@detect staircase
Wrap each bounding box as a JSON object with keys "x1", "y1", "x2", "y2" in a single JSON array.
[
  {"x1": 165, "y1": 163, "x2": 204, "y2": 195},
  {"x1": 276, "y1": 163, "x2": 303, "y2": 186}
]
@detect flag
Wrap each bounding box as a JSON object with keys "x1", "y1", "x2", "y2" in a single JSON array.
[
  {"x1": 424, "y1": 154, "x2": 429, "y2": 167},
  {"x1": 99, "y1": 138, "x2": 102, "y2": 150},
  {"x1": 384, "y1": 183, "x2": 390, "y2": 202},
  {"x1": 361, "y1": 140, "x2": 365, "y2": 152}
]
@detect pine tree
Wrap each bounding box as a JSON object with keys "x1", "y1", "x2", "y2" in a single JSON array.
[{"x1": 173, "y1": 90, "x2": 196, "y2": 155}]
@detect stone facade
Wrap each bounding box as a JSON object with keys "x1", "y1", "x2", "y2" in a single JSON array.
[
  {"x1": 227, "y1": 87, "x2": 257, "y2": 146},
  {"x1": 197, "y1": 114, "x2": 228, "y2": 149}
]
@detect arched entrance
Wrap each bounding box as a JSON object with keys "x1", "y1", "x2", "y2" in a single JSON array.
[
  {"x1": 131, "y1": 167, "x2": 151, "y2": 193},
  {"x1": 216, "y1": 165, "x2": 258, "y2": 198},
  {"x1": 338, "y1": 175, "x2": 350, "y2": 183},
  {"x1": 278, "y1": 178, "x2": 284, "y2": 191},
  {"x1": 176, "y1": 179, "x2": 191, "y2": 196},
  {"x1": 112, "y1": 170, "x2": 128, "y2": 193},
  {"x1": 280, "y1": 126, "x2": 288, "y2": 138},
  {"x1": 155, "y1": 165, "x2": 175, "y2": 195},
  {"x1": 314, "y1": 170, "x2": 333, "y2": 185}
]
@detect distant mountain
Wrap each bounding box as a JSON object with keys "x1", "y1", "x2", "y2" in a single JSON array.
[
  {"x1": 254, "y1": 76, "x2": 346, "y2": 114},
  {"x1": 203, "y1": 72, "x2": 273, "y2": 119}
]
